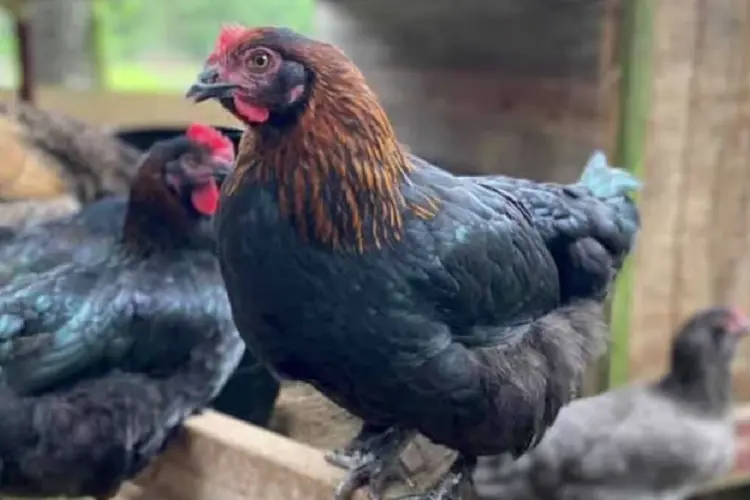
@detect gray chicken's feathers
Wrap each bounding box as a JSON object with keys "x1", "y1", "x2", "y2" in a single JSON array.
[
  {"x1": 473, "y1": 384, "x2": 735, "y2": 500},
  {"x1": 579, "y1": 150, "x2": 642, "y2": 199}
]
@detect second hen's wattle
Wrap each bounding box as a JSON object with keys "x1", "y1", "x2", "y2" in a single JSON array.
[{"x1": 188, "y1": 26, "x2": 641, "y2": 500}]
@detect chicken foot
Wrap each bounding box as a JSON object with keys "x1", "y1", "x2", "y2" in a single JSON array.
[
  {"x1": 327, "y1": 423, "x2": 416, "y2": 500},
  {"x1": 396, "y1": 455, "x2": 477, "y2": 500},
  {"x1": 94, "y1": 490, "x2": 119, "y2": 500},
  {"x1": 328, "y1": 422, "x2": 396, "y2": 469}
]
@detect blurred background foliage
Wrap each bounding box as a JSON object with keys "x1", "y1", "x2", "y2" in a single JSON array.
[{"x1": 0, "y1": 0, "x2": 315, "y2": 92}]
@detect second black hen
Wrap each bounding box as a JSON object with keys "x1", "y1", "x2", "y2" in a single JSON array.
[
  {"x1": 188, "y1": 26, "x2": 641, "y2": 500},
  {"x1": 0, "y1": 124, "x2": 248, "y2": 498},
  {"x1": 0, "y1": 125, "x2": 281, "y2": 427},
  {"x1": 0, "y1": 123, "x2": 234, "y2": 286},
  {"x1": 0, "y1": 325, "x2": 241, "y2": 500}
]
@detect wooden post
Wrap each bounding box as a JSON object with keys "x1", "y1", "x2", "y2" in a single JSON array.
[
  {"x1": 14, "y1": 16, "x2": 33, "y2": 103},
  {"x1": 627, "y1": 0, "x2": 750, "y2": 395},
  {"x1": 1, "y1": 0, "x2": 33, "y2": 102},
  {"x1": 607, "y1": 0, "x2": 654, "y2": 387}
]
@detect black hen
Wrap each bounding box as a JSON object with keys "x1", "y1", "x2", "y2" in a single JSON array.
[
  {"x1": 0, "y1": 325, "x2": 241, "y2": 500},
  {"x1": 0, "y1": 124, "x2": 280, "y2": 426},
  {"x1": 0, "y1": 124, "x2": 280, "y2": 424},
  {"x1": 187, "y1": 26, "x2": 641, "y2": 500},
  {"x1": 0, "y1": 123, "x2": 234, "y2": 286},
  {"x1": 0, "y1": 124, "x2": 248, "y2": 498},
  {"x1": 473, "y1": 307, "x2": 746, "y2": 500}
]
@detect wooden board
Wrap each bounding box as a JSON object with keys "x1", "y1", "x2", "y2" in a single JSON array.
[
  {"x1": 627, "y1": 0, "x2": 750, "y2": 399},
  {"x1": 0, "y1": 88, "x2": 239, "y2": 129},
  {"x1": 318, "y1": 0, "x2": 623, "y2": 180},
  {"x1": 111, "y1": 409, "x2": 456, "y2": 500},
  {"x1": 100, "y1": 403, "x2": 750, "y2": 500},
  {"x1": 121, "y1": 411, "x2": 355, "y2": 500}
]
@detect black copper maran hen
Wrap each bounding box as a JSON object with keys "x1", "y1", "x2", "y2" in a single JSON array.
[
  {"x1": 473, "y1": 307, "x2": 747, "y2": 500},
  {"x1": 187, "y1": 26, "x2": 642, "y2": 500},
  {"x1": 0, "y1": 124, "x2": 246, "y2": 499},
  {"x1": 0, "y1": 123, "x2": 233, "y2": 286},
  {"x1": 0, "y1": 124, "x2": 281, "y2": 427}
]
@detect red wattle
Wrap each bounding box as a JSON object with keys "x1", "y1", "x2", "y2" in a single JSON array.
[
  {"x1": 191, "y1": 179, "x2": 220, "y2": 216},
  {"x1": 234, "y1": 96, "x2": 270, "y2": 124}
]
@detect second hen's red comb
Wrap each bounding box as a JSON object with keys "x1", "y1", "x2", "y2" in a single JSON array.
[
  {"x1": 207, "y1": 24, "x2": 247, "y2": 62},
  {"x1": 186, "y1": 123, "x2": 235, "y2": 163}
]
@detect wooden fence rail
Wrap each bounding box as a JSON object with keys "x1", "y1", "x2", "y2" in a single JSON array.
[{"x1": 110, "y1": 406, "x2": 750, "y2": 500}]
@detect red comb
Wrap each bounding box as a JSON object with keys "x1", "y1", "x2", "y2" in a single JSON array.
[
  {"x1": 208, "y1": 23, "x2": 246, "y2": 61},
  {"x1": 731, "y1": 307, "x2": 748, "y2": 323},
  {"x1": 186, "y1": 123, "x2": 235, "y2": 163},
  {"x1": 727, "y1": 307, "x2": 750, "y2": 336}
]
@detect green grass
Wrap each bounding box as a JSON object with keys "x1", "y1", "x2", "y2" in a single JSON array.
[{"x1": 1, "y1": 0, "x2": 317, "y2": 93}]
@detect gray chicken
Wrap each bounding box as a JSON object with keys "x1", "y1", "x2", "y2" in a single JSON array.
[{"x1": 473, "y1": 307, "x2": 746, "y2": 500}]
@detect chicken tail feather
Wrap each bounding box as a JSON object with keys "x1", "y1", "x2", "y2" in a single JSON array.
[
  {"x1": 574, "y1": 150, "x2": 641, "y2": 275},
  {"x1": 578, "y1": 150, "x2": 641, "y2": 199}
]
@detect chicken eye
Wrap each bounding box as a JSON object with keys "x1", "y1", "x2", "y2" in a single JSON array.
[{"x1": 248, "y1": 50, "x2": 272, "y2": 71}]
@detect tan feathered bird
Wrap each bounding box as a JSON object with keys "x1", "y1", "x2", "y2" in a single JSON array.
[{"x1": 0, "y1": 100, "x2": 141, "y2": 228}]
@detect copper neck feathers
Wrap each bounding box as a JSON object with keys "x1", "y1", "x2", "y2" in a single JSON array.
[{"x1": 228, "y1": 46, "x2": 436, "y2": 253}]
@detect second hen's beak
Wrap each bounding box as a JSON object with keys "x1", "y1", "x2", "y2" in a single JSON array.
[
  {"x1": 729, "y1": 307, "x2": 750, "y2": 337},
  {"x1": 186, "y1": 67, "x2": 238, "y2": 103}
]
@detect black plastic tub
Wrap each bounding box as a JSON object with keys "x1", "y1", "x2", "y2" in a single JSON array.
[{"x1": 116, "y1": 126, "x2": 244, "y2": 153}]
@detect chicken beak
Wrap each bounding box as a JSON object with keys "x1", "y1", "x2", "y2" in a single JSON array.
[
  {"x1": 186, "y1": 67, "x2": 239, "y2": 103},
  {"x1": 213, "y1": 162, "x2": 233, "y2": 186},
  {"x1": 190, "y1": 162, "x2": 233, "y2": 188}
]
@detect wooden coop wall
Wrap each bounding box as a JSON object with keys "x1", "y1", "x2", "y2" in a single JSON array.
[
  {"x1": 0, "y1": 88, "x2": 238, "y2": 129},
  {"x1": 315, "y1": 0, "x2": 621, "y2": 182},
  {"x1": 628, "y1": 0, "x2": 750, "y2": 406}
]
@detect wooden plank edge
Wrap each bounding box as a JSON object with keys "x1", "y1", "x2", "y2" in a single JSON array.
[
  {"x1": 116, "y1": 410, "x2": 367, "y2": 500},
  {"x1": 0, "y1": 88, "x2": 240, "y2": 129},
  {"x1": 700, "y1": 405, "x2": 750, "y2": 493},
  {"x1": 113, "y1": 405, "x2": 750, "y2": 498},
  {"x1": 1, "y1": 73, "x2": 605, "y2": 134}
]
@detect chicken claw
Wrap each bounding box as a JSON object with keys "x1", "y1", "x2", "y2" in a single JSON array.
[
  {"x1": 327, "y1": 423, "x2": 394, "y2": 469},
  {"x1": 327, "y1": 424, "x2": 415, "y2": 500},
  {"x1": 396, "y1": 455, "x2": 476, "y2": 500}
]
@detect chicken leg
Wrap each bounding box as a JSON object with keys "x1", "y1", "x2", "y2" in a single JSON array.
[
  {"x1": 397, "y1": 455, "x2": 477, "y2": 500},
  {"x1": 326, "y1": 423, "x2": 416, "y2": 500}
]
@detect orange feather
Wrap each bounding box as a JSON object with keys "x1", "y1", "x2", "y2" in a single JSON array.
[{"x1": 224, "y1": 28, "x2": 439, "y2": 252}]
